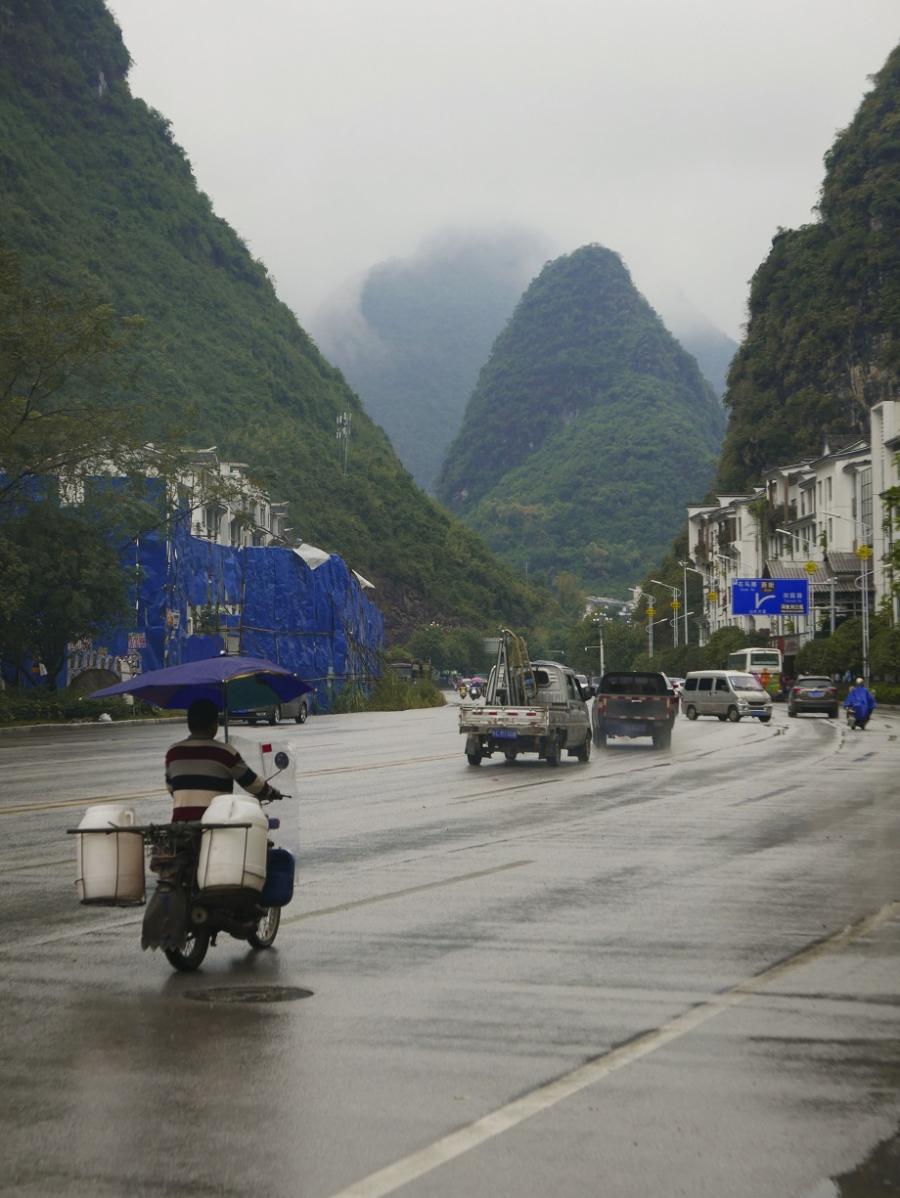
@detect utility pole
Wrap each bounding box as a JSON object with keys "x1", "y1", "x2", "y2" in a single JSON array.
[
  {"x1": 680, "y1": 560, "x2": 705, "y2": 647},
  {"x1": 650, "y1": 579, "x2": 680, "y2": 648},
  {"x1": 336, "y1": 411, "x2": 351, "y2": 476},
  {"x1": 824, "y1": 511, "x2": 872, "y2": 683}
]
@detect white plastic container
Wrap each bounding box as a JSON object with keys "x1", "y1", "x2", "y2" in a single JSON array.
[
  {"x1": 196, "y1": 794, "x2": 268, "y2": 892},
  {"x1": 75, "y1": 804, "x2": 145, "y2": 905}
]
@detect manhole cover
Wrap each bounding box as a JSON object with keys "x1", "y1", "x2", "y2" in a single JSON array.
[{"x1": 184, "y1": 985, "x2": 313, "y2": 1004}]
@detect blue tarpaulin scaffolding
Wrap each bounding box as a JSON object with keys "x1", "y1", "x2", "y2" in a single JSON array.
[{"x1": 64, "y1": 510, "x2": 384, "y2": 709}]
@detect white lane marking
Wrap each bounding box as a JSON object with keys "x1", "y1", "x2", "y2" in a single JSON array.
[
  {"x1": 280, "y1": 859, "x2": 533, "y2": 926},
  {"x1": 324, "y1": 901, "x2": 900, "y2": 1198},
  {"x1": 0, "y1": 860, "x2": 534, "y2": 955},
  {"x1": 0, "y1": 913, "x2": 145, "y2": 953}
]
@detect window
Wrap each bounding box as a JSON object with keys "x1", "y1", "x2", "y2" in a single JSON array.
[
  {"x1": 566, "y1": 675, "x2": 579, "y2": 701},
  {"x1": 715, "y1": 678, "x2": 729, "y2": 692},
  {"x1": 698, "y1": 677, "x2": 713, "y2": 692},
  {"x1": 729, "y1": 674, "x2": 763, "y2": 691},
  {"x1": 859, "y1": 466, "x2": 873, "y2": 540},
  {"x1": 684, "y1": 677, "x2": 698, "y2": 692}
]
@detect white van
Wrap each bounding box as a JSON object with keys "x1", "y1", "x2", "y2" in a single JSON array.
[{"x1": 681, "y1": 670, "x2": 772, "y2": 723}]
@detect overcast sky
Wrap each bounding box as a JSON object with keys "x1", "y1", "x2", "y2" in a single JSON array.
[{"x1": 110, "y1": 1, "x2": 898, "y2": 341}]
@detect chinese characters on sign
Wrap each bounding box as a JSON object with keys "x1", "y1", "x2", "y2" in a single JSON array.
[{"x1": 731, "y1": 578, "x2": 809, "y2": 615}]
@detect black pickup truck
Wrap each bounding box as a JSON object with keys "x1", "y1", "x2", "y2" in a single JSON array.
[{"x1": 592, "y1": 671, "x2": 677, "y2": 750}]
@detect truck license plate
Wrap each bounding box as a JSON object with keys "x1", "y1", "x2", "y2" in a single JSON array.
[{"x1": 492, "y1": 729, "x2": 517, "y2": 739}]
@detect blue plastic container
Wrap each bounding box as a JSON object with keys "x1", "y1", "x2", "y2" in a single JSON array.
[{"x1": 260, "y1": 847, "x2": 295, "y2": 907}]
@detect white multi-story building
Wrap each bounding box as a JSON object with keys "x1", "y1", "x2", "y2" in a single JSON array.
[
  {"x1": 687, "y1": 495, "x2": 767, "y2": 641},
  {"x1": 871, "y1": 401, "x2": 900, "y2": 620},
  {"x1": 178, "y1": 448, "x2": 290, "y2": 547},
  {"x1": 685, "y1": 436, "x2": 875, "y2": 646}
]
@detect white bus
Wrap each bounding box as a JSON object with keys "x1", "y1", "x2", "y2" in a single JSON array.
[{"x1": 725, "y1": 647, "x2": 782, "y2": 695}]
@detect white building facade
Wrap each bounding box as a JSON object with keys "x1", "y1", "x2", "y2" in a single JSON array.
[
  {"x1": 685, "y1": 431, "x2": 884, "y2": 648},
  {"x1": 871, "y1": 401, "x2": 900, "y2": 621}
]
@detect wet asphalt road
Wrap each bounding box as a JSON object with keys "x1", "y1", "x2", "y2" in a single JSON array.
[{"x1": 1, "y1": 700, "x2": 898, "y2": 1197}]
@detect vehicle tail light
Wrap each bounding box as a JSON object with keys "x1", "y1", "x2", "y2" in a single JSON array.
[
  {"x1": 792, "y1": 687, "x2": 800, "y2": 696},
  {"x1": 828, "y1": 688, "x2": 837, "y2": 697}
]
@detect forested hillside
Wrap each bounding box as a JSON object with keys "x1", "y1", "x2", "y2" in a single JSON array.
[
  {"x1": 0, "y1": 0, "x2": 545, "y2": 636},
  {"x1": 673, "y1": 320, "x2": 736, "y2": 399},
  {"x1": 316, "y1": 230, "x2": 547, "y2": 492},
  {"x1": 437, "y1": 246, "x2": 726, "y2": 594},
  {"x1": 717, "y1": 41, "x2": 900, "y2": 490}
]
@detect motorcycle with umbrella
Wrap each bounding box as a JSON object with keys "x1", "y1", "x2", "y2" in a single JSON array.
[{"x1": 70, "y1": 655, "x2": 312, "y2": 971}]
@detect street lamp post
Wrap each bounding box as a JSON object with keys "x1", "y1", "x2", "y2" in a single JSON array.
[
  {"x1": 679, "y1": 561, "x2": 705, "y2": 646},
  {"x1": 585, "y1": 642, "x2": 605, "y2": 676},
  {"x1": 588, "y1": 616, "x2": 606, "y2": 677},
  {"x1": 647, "y1": 615, "x2": 671, "y2": 660},
  {"x1": 823, "y1": 510, "x2": 873, "y2": 683},
  {"x1": 649, "y1": 579, "x2": 681, "y2": 648},
  {"x1": 775, "y1": 527, "x2": 824, "y2": 638}
]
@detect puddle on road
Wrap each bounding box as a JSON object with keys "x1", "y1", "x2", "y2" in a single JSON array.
[
  {"x1": 183, "y1": 985, "x2": 313, "y2": 1004},
  {"x1": 831, "y1": 1121, "x2": 900, "y2": 1195}
]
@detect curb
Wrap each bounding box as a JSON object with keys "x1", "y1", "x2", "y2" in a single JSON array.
[{"x1": 0, "y1": 716, "x2": 181, "y2": 736}]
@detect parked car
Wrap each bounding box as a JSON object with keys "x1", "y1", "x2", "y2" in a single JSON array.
[
  {"x1": 575, "y1": 673, "x2": 593, "y2": 698},
  {"x1": 787, "y1": 676, "x2": 839, "y2": 718},
  {"x1": 231, "y1": 693, "x2": 312, "y2": 726},
  {"x1": 681, "y1": 670, "x2": 772, "y2": 722},
  {"x1": 666, "y1": 676, "x2": 685, "y2": 698}
]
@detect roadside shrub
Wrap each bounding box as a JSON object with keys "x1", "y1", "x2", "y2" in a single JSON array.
[
  {"x1": 870, "y1": 626, "x2": 900, "y2": 677},
  {"x1": 0, "y1": 691, "x2": 159, "y2": 724},
  {"x1": 330, "y1": 673, "x2": 446, "y2": 714}
]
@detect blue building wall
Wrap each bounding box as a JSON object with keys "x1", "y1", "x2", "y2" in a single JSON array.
[{"x1": 66, "y1": 512, "x2": 384, "y2": 710}]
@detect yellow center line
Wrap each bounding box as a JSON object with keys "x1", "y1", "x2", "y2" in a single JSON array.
[
  {"x1": 0, "y1": 790, "x2": 165, "y2": 817},
  {"x1": 0, "y1": 859, "x2": 534, "y2": 954},
  {"x1": 0, "y1": 753, "x2": 462, "y2": 816},
  {"x1": 280, "y1": 859, "x2": 533, "y2": 926},
  {"x1": 298, "y1": 752, "x2": 459, "y2": 778}
]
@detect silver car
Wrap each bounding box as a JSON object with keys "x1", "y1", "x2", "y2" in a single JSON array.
[
  {"x1": 681, "y1": 670, "x2": 772, "y2": 723},
  {"x1": 231, "y1": 693, "x2": 312, "y2": 726}
]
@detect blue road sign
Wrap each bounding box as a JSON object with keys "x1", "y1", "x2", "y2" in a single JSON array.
[{"x1": 731, "y1": 578, "x2": 809, "y2": 615}]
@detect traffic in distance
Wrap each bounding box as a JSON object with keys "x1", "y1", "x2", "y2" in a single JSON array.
[{"x1": 456, "y1": 632, "x2": 878, "y2": 765}]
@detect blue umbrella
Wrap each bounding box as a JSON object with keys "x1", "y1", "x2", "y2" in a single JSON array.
[{"x1": 90, "y1": 655, "x2": 312, "y2": 737}]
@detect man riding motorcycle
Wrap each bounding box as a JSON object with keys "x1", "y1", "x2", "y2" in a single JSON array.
[
  {"x1": 844, "y1": 678, "x2": 876, "y2": 730},
  {"x1": 165, "y1": 698, "x2": 282, "y2": 819}
]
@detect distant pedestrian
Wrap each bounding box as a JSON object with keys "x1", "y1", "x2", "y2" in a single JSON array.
[{"x1": 843, "y1": 668, "x2": 853, "y2": 684}]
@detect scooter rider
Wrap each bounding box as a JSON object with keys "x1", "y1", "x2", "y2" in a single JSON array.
[
  {"x1": 165, "y1": 698, "x2": 282, "y2": 820},
  {"x1": 844, "y1": 677, "x2": 876, "y2": 731}
]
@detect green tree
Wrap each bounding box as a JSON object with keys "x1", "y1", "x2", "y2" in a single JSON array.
[
  {"x1": 0, "y1": 502, "x2": 129, "y2": 685},
  {"x1": 702, "y1": 626, "x2": 750, "y2": 668},
  {"x1": 566, "y1": 615, "x2": 643, "y2": 674},
  {"x1": 0, "y1": 248, "x2": 149, "y2": 509},
  {"x1": 870, "y1": 625, "x2": 900, "y2": 677}
]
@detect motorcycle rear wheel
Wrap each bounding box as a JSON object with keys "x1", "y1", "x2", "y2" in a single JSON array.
[
  {"x1": 164, "y1": 928, "x2": 210, "y2": 972},
  {"x1": 249, "y1": 906, "x2": 281, "y2": 949}
]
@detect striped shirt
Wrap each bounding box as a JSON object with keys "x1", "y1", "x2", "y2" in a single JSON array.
[{"x1": 165, "y1": 734, "x2": 274, "y2": 821}]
